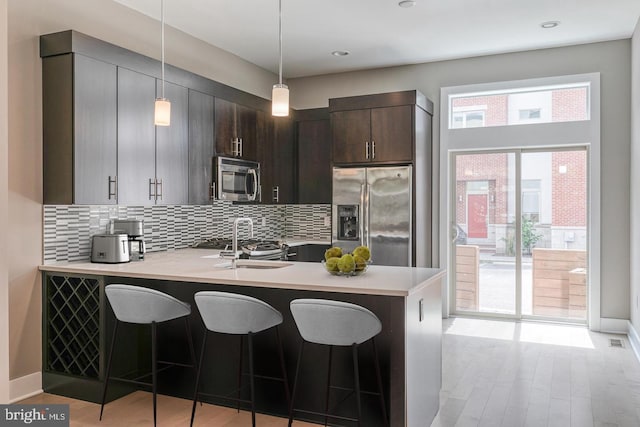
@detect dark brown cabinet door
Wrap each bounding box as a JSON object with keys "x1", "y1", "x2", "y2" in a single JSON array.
[
  {"x1": 271, "y1": 116, "x2": 295, "y2": 204},
  {"x1": 188, "y1": 90, "x2": 215, "y2": 205},
  {"x1": 214, "y1": 98, "x2": 235, "y2": 157},
  {"x1": 257, "y1": 112, "x2": 294, "y2": 204},
  {"x1": 297, "y1": 119, "x2": 331, "y2": 204},
  {"x1": 117, "y1": 67, "x2": 156, "y2": 205},
  {"x1": 156, "y1": 80, "x2": 189, "y2": 205},
  {"x1": 73, "y1": 55, "x2": 117, "y2": 205},
  {"x1": 370, "y1": 105, "x2": 413, "y2": 163},
  {"x1": 331, "y1": 109, "x2": 371, "y2": 164},
  {"x1": 237, "y1": 104, "x2": 257, "y2": 161},
  {"x1": 214, "y1": 98, "x2": 257, "y2": 161}
]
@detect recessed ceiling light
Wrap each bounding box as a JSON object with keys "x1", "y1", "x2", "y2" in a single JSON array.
[
  {"x1": 331, "y1": 50, "x2": 350, "y2": 57},
  {"x1": 398, "y1": 0, "x2": 416, "y2": 8},
  {"x1": 540, "y1": 21, "x2": 560, "y2": 29}
]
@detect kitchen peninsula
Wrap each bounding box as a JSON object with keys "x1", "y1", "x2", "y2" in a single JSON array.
[{"x1": 39, "y1": 249, "x2": 444, "y2": 427}]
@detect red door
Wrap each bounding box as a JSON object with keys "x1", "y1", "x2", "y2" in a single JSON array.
[{"x1": 468, "y1": 194, "x2": 488, "y2": 238}]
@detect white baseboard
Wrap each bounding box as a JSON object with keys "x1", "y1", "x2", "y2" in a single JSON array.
[
  {"x1": 629, "y1": 321, "x2": 640, "y2": 364},
  {"x1": 9, "y1": 372, "x2": 42, "y2": 403},
  {"x1": 599, "y1": 317, "x2": 628, "y2": 333}
]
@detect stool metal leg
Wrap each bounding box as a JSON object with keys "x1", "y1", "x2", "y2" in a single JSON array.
[
  {"x1": 237, "y1": 335, "x2": 243, "y2": 413},
  {"x1": 352, "y1": 343, "x2": 362, "y2": 427},
  {"x1": 288, "y1": 341, "x2": 305, "y2": 427},
  {"x1": 372, "y1": 338, "x2": 389, "y2": 427},
  {"x1": 99, "y1": 320, "x2": 119, "y2": 421},
  {"x1": 275, "y1": 326, "x2": 291, "y2": 409},
  {"x1": 248, "y1": 332, "x2": 256, "y2": 427},
  {"x1": 151, "y1": 321, "x2": 158, "y2": 427},
  {"x1": 324, "y1": 345, "x2": 333, "y2": 426},
  {"x1": 184, "y1": 317, "x2": 197, "y2": 368},
  {"x1": 190, "y1": 332, "x2": 208, "y2": 427}
]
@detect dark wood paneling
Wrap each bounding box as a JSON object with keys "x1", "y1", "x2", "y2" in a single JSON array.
[
  {"x1": 237, "y1": 104, "x2": 257, "y2": 161},
  {"x1": 42, "y1": 55, "x2": 74, "y2": 204},
  {"x1": 156, "y1": 80, "x2": 189, "y2": 205},
  {"x1": 297, "y1": 119, "x2": 331, "y2": 204},
  {"x1": 188, "y1": 90, "x2": 215, "y2": 205},
  {"x1": 329, "y1": 90, "x2": 432, "y2": 114},
  {"x1": 331, "y1": 109, "x2": 371, "y2": 164},
  {"x1": 370, "y1": 105, "x2": 413, "y2": 163},
  {"x1": 293, "y1": 107, "x2": 330, "y2": 122}
]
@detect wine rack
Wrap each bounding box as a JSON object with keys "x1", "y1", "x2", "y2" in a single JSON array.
[{"x1": 45, "y1": 274, "x2": 101, "y2": 378}]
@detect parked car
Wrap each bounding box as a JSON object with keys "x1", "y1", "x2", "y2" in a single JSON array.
[{"x1": 454, "y1": 224, "x2": 467, "y2": 245}]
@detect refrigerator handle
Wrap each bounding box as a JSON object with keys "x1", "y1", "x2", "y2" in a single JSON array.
[
  {"x1": 365, "y1": 183, "x2": 371, "y2": 249},
  {"x1": 359, "y1": 183, "x2": 366, "y2": 246}
]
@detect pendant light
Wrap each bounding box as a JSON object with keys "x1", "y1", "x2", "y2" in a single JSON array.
[
  {"x1": 154, "y1": 0, "x2": 171, "y2": 126},
  {"x1": 272, "y1": 0, "x2": 289, "y2": 117}
]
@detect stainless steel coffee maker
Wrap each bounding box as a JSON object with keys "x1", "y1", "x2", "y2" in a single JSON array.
[{"x1": 112, "y1": 219, "x2": 146, "y2": 261}]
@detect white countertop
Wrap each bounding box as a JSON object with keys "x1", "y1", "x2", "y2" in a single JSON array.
[{"x1": 39, "y1": 248, "x2": 444, "y2": 297}]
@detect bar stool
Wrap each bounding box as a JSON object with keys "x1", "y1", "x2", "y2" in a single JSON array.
[
  {"x1": 100, "y1": 284, "x2": 196, "y2": 427},
  {"x1": 288, "y1": 299, "x2": 388, "y2": 427},
  {"x1": 191, "y1": 291, "x2": 291, "y2": 427}
]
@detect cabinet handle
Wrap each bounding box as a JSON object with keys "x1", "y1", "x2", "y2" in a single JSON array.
[
  {"x1": 232, "y1": 137, "x2": 241, "y2": 157},
  {"x1": 156, "y1": 178, "x2": 163, "y2": 201},
  {"x1": 210, "y1": 182, "x2": 216, "y2": 201},
  {"x1": 240, "y1": 138, "x2": 243, "y2": 157},
  {"x1": 371, "y1": 140, "x2": 376, "y2": 159},
  {"x1": 365, "y1": 141, "x2": 370, "y2": 160},
  {"x1": 149, "y1": 178, "x2": 156, "y2": 200},
  {"x1": 108, "y1": 176, "x2": 117, "y2": 200},
  {"x1": 272, "y1": 186, "x2": 279, "y2": 203}
]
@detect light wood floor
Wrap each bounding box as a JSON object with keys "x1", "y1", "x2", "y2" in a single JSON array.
[
  {"x1": 432, "y1": 317, "x2": 640, "y2": 427},
  {"x1": 20, "y1": 391, "x2": 319, "y2": 426},
  {"x1": 19, "y1": 317, "x2": 640, "y2": 426}
]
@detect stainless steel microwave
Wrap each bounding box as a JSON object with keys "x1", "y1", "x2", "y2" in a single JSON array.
[{"x1": 214, "y1": 156, "x2": 260, "y2": 202}]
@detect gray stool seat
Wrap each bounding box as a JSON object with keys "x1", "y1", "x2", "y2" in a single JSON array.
[
  {"x1": 100, "y1": 284, "x2": 196, "y2": 427},
  {"x1": 191, "y1": 291, "x2": 290, "y2": 427},
  {"x1": 195, "y1": 291, "x2": 283, "y2": 334},
  {"x1": 288, "y1": 298, "x2": 388, "y2": 427},
  {"x1": 105, "y1": 284, "x2": 191, "y2": 324},
  {"x1": 289, "y1": 299, "x2": 381, "y2": 346}
]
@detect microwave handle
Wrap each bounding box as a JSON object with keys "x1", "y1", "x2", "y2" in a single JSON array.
[{"x1": 247, "y1": 169, "x2": 258, "y2": 201}]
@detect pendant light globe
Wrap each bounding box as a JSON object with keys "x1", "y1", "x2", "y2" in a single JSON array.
[
  {"x1": 154, "y1": 0, "x2": 171, "y2": 126},
  {"x1": 272, "y1": 0, "x2": 289, "y2": 117}
]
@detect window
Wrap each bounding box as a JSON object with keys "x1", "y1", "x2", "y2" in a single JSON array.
[
  {"x1": 448, "y1": 82, "x2": 590, "y2": 129},
  {"x1": 519, "y1": 109, "x2": 541, "y2": 120},
  {"x1": 522, "y1": 179, "x2": 541, "y2": 223}
]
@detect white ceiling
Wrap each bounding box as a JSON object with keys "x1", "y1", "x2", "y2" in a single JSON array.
[{"x1": 113, "y1": 0, "x2": 640, "y2": 79}]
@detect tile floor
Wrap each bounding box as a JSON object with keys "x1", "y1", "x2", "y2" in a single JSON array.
[{"x1": 431, "y1": 317, "x2": 640, "y2": 427}]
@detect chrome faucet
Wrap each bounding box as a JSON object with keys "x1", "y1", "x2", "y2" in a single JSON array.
[{"x1": 220, "y1": 217, "x2": 253, "y2": 268}]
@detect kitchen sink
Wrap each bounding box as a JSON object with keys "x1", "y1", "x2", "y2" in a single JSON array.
[{"x1": 214, "y1": 260, "x2": 293, "y2": 269}]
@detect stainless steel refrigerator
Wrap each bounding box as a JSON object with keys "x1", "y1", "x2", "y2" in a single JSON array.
[{"x1": 332, "y1": 166, "x2": 412, "y2": 267}]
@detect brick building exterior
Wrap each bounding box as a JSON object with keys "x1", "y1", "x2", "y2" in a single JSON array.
[{"x1": 453, "y1": 87, "x2": 588, "y2": 253}]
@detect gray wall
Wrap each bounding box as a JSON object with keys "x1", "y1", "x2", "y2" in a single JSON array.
[
  {"x1": 289, "y1": 40, "x2": 632, "y2": 321},
  {"x1": 631, "y1": 19, "x2": 640, "y2": 334}
]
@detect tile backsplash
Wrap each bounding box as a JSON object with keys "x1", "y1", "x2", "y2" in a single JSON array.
[{"x1": 43, "y1": 203, "x2": 331, "y2": 264}]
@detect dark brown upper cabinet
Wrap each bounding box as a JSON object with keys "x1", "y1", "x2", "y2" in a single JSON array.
[
  {"x1": 215, "y1": 98, "x2": 257, "y2": 161},
  {"x1": 188, "y1": 89, "x2": 215, "y2": 205},
  {"x1": 329, "y1": 91, "x2": 432, "y2": 165},
  {"x1": 296, "y1": 109, "x2": 331, "y2": 204},
  {"x1": 42, "y1": 53, "x2": 117, "y2": 205},
  {"x1": 256, "y1": 112, "x2": 295, "y2": 204}
]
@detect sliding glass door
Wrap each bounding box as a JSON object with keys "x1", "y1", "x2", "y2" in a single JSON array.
[{"x1": 452, "y1": 148, "x2": 588, "y2": 322}]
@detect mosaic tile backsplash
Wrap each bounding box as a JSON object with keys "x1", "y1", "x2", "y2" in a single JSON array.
[{"x1": 43, "y1": 203, "x2": 331, "y2": 263}]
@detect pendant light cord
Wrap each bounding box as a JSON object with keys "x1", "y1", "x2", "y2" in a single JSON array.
[
  {"x1": 278, "y1": 0, "x2": 283, "y2": 85},
  {"x1": 161, "y1": 0, "x2": 166, "y2": 99}
]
